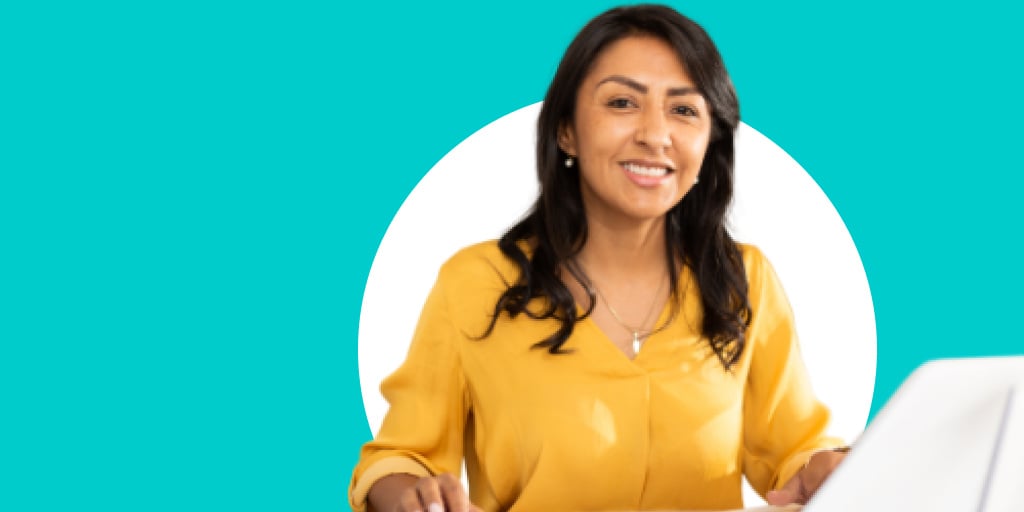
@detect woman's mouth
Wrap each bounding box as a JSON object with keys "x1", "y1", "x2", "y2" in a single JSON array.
[
  {"x1": 623, "y1": 162, "x2": 670, "y2": 177},
  {"x1": 621, "y1": 162, "x2": 673, "y2": 187}
]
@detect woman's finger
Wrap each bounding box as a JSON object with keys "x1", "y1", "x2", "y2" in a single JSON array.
[
  {"x1": 414, "y1": 476, "x2": 445, "y2": 512},
  {"x1": 766, "y1": 462, "x2": 808, "y2": 506},
  {"x1": 398, "y1": 485, "x2": 428, "y2": 512},
  {"x1": 437, "y1": 473, "x2": 471, "y2": 512}
]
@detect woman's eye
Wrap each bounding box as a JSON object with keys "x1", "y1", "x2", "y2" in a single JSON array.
[
  {"x1": 673, "y1": 105, "x2": 698, "y2": 117},
  {"x1": 607, "y1": 98, "x2": 634, "y2": 109}
]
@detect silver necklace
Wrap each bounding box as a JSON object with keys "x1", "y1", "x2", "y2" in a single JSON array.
[{"x1": 587, "y1": 271, "x2": 670, "y2": 355}]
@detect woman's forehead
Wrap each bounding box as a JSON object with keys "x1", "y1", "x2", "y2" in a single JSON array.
[{"x1": 583, "y1": 36, "x2": 695, "y2": 90}]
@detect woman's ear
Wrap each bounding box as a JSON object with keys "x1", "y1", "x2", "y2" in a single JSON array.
[{"x1": 557, "y1": 123, "x2": 577, "y2": 157}]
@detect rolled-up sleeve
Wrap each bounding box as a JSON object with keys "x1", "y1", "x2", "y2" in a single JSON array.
[
  {"x1": 741, "y1": 247, "x2": 845, "y2": 497},
  {"x1": 348, "y1": 269, "x2": 470, "y2": 512}
]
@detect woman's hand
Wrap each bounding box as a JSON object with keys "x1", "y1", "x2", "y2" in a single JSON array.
[
  {"x1": 368, "y1": 473, "x2": 482, "y2": 512},
  {"x1": 765, "y1": 449, "x2": 847, "y2": 506}
]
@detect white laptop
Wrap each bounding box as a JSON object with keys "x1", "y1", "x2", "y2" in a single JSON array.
[{"x1": 805, "y1": 356, "x2": 1024, "y2": 511}]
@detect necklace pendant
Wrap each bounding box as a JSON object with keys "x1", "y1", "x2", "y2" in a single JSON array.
[{"x1": 632, "y1": 331, "x2": 641, "y2": 354}]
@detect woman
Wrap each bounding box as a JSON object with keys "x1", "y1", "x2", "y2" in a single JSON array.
[{"x1": 350, "y1": 5, "x2": 847, "y2": 511}]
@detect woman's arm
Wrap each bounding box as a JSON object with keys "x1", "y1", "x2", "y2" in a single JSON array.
[
  {"x1": 349, "y1": 263, "x2": 473, "y2": 511},
  {"x1": 739, "y1": 246, "x2": 846, "y2": 499}
]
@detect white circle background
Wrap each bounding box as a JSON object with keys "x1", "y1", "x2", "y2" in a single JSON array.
[{"x1": 358, "y1": 102, "x2": 876, "y2": 505}]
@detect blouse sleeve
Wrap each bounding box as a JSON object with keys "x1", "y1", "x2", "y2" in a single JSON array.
[
  {"x1": 740, "y1": 246, "x2": 845, "y2": 497},
  {"x1": 348, "y1": 268, "x2": 470, "y2": 512}
]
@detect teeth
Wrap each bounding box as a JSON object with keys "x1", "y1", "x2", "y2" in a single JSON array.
[{"x1": 623, "y1": 163, "x2": 669, "y2": 177}]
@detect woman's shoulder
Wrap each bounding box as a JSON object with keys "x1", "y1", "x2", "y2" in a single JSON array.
[
  {"x1": 734, "y1": 242, "x2": 791, "y2": 308},
  {"x1": 735, "y1": 242, "x2": 767, "y2": 268},
  {"x1": 734, "y1": 242, "x2": 774, "y2": 285},
  {"x1": 436, "y1": 240, "x2": 521, "y2": 291},
  {"x1": 443, "y1": 239, "x2": 505, "y2": 263},
  {"x1": 433, "y1": 240, "x2": 522, "y2": 331}
]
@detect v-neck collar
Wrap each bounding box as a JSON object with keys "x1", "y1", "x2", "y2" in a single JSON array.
[
  {"x1": 575, "y1": 292, "x2": 676, "y2": 370},
  {"x1": 571, "y1": 264, "x2": 698, "y2": 371}
]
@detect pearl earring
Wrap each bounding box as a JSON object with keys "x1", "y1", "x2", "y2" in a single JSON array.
[
  {"x1": 565, "y1": 156, "x2": 574, "y2": 168},
  {"x1": 694, "y1": 176, "x2": 700, "y2": 184}
]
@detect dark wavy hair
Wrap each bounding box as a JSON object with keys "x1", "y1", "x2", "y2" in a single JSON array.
[{"x1": 482, "y1": 4, "x2": 751, "y2": 370}]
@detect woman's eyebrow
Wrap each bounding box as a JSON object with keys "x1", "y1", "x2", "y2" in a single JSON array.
[
  {"x1": 595, "y1": 75, "x2": 701, "y2": 97},
  {"x1": 596, "y1": 75, "x2": 648, "y2": 93},
  {"x1": 667, "y1": 86, "x2": 700, "y2": 97}
]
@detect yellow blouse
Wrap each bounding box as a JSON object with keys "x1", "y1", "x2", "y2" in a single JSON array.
[{"x1": 350, "y1": 242, "x2": 843, "y2": 511}]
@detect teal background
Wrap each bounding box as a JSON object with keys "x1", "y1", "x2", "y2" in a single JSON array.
[{"x1": 2, "y1": 1, "x2": 1021, "y2": 510}]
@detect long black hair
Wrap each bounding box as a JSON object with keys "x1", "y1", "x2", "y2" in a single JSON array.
[{"x1": 482, "y1": 4, "x2": 751, "y2": 370}]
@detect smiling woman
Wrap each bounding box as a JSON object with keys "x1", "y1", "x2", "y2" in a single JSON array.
[
  {"x1": 349, "y1": 5, "x2": 848, "y2": 512},
  {"x1": 560, "y1": 39, "x2": 711, "y2": 224},
  {"x1": 554, "y1": 35, "x2": 718, "y2": 360}
]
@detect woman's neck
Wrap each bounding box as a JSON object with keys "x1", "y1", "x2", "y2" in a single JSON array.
[{"x1": 575, "y1": 215, "x2": 669, "y2": 281}]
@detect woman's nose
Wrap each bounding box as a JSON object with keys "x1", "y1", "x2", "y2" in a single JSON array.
[{"x1": 634, "y1": 110, "x2": 671, "y2": 150}]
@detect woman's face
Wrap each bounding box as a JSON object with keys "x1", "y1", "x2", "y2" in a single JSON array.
[{"x1": 560, "y1": 36, "x2": 712, "y2": 225}]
